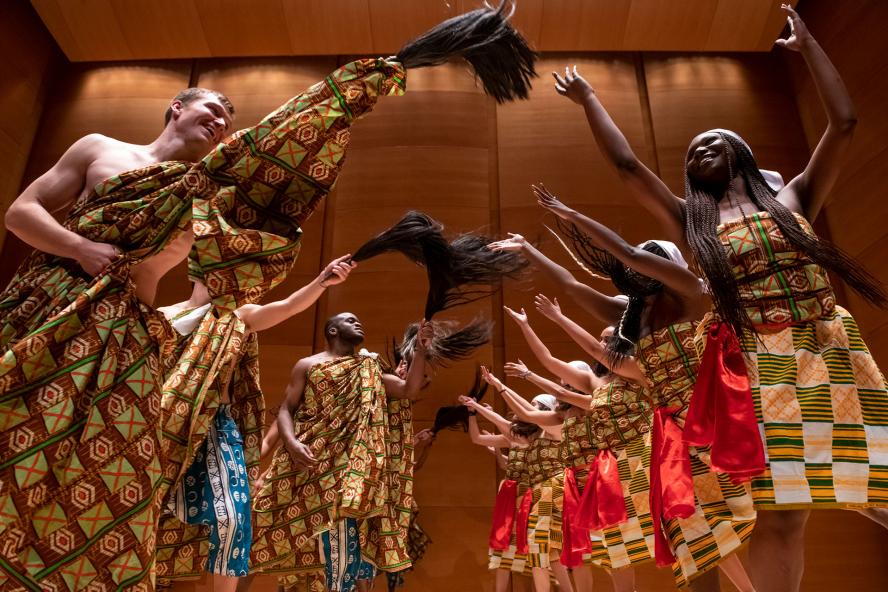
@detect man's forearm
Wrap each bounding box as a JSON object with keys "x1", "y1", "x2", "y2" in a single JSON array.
[{"x1": 6, "y1": 201, "x2": 90, "y2": 259}]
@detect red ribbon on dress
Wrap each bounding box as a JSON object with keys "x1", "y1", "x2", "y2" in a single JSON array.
[
  {"x1": 515, "y1": 487, "x2": 534, "y2": 554},
  {"x1": 489, "y1": 479, "x2": 518, "y2": 550},
  {"x1": 575, "y1": 449, "x2": 627, "y2": 530},
  {"x1": 649, "y1": 406, "x2": 696, "y2": 567},
  {"x1": 560, "y1": 468, "x2": 591, "y2": 567},
  {"x1": 684, "y1": 321, "x2": 766, "y2": 484}
]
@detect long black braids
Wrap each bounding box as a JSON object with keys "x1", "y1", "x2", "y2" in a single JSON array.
[
  {"x1": 685, "y1": 132, "x2": 887, "y2": 338},
  {"x1": 552, "y1": 218, "x2": 668, "y2": 365}
]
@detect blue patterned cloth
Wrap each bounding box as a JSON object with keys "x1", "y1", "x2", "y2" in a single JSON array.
[
  {"x1": 169, "y1": 405, "x2": 252, "y2": 575},
  {"x1": 320, "y1": 518, "x2": 378, "y2": 592}
]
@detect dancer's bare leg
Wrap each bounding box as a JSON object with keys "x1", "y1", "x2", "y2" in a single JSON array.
[
  {"x1": 718, "y1": 554, "x2": 755, "y2": 592},
  {"x1": 748, "y1": 509, "x2": 810, "y2": 592},
  {"x1": 495, "y1": 569, "x2": 511, "y2": 592},
  {"x1": 531, "y1": 567, "x2": 551, "y2": 592},
  {"x1": 688, "y1": 567, "x2": 720, "y2": 592},
  {"x1": 235, "y1": 573, "x2": 256, "y2": 592},
  {"x1": 571, "y1": 564, "x2": 594, "y2": 591},
  {"x1": 214, "y1": 575, "x2": 241, "y2": 592},
  {"x1": 551, "y1": 561, "x2": 575, "y2": 592},
  {"x1": 857, "y1": 508, "x2": 888, "y2": 530},
  {"x1": 513, "y1": 573, "x2": 534, "y2": 592},
  {"x1": 610, "y1": 567, "x2": 636, "y2": 592}
]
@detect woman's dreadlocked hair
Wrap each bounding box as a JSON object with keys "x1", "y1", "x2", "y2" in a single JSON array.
[
  {"x1": 398, "y1": 317, "x2": 493, "y2": 366},
  {"x1": 347, "y1": 211, "x2": 528, "y2": 319},
  {"x1": 685, "y1": 132, "x2": 887, "y2": 338},
  {"x1": 552, "y1": 219, "x2": 668, "y2": 365},
  {"x1": 395, "y1": 1, "x2": 537, "y2": 103}
]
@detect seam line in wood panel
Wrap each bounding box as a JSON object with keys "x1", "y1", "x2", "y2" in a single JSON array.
[
  {"x1": 634, "y1": 52, "x2": 661, "y2": 177},
  {"x1": 312, "y1": 190, "x2": 338, "y2": 354},
  {"x1": 187, "y1": 58, "x2": 199, "y2": 88}
]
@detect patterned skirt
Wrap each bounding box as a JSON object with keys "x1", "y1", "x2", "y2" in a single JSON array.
[
  {"x1": 525, "y1": 475, "x2": 565, "y2": 569},
  {"x1": 741, "y1": 306, "x2": 888, "y2": 508},
  {"x1": 583, "y1": 435, "x2": 656, "y2": 571},
  {"x1": 488, "y1": 482, "x2": 532, "y2": 576},
  {"x1": 664, "y1": 445, "x2": 756, "y2": 587}
]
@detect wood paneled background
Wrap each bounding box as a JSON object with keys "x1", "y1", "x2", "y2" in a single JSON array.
[{"x1": 1, "y1": 0, "x2": 886, "y2": 590}]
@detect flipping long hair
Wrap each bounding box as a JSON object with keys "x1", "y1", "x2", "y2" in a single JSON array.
[
  {"x1": 551, "y1": 220, "x2": 668, "y2": 364},
  {"x1": 431, "y1": 366, "x2": 489, "y2": 434},
  {"x1": 685, "y1": 131, "x2": 887, "y2": 337},
  {"x1": 398, "y1": 318, "x2": 493, "y2": 367},
  {"x1": 395, "y1": 1, "x2": 537, "y2": 103},
  {"x1": 349, "y1": 211, "x2": 528, "y2": 319}
]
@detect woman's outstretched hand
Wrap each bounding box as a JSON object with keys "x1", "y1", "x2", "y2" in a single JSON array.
[
  {"x1": 534, "y1": 293, "x2": 563, "y2": 322},
  {"x1": 533, "y1": 183, "x2": 573, "y2": 220},
  {"x1": 552, "y1": 65, "x2": 593, "y2": 104},
  {"x1": 774, "y1": 4, "x2": 812, "y2": 52},
  {"x1": 488, "y1": 232, "x2": 527, "y2": 252}
]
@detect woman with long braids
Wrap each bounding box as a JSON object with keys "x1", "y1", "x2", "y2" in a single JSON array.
[
  {"x1": 461, "y1": 396, "x2": 536, "y2": 592},
  {"x1": 499, "y1": 311, "x2": 655, "y2": 592},
  {"x1": 551, "y1": 5, "x2": 888, "y2": 592},
  {"x1": 532, "y1": 188, "x2": 755, "y2": 591}
]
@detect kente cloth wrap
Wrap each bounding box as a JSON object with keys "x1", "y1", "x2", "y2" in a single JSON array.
[
  {"x1": 250, "y1": 354, "x2": 395, "y2": 574},
  {"x1": 385, "y1": 506, "x2": 431, "y2": 590},
  {"x1": 360, "y1": 398, "x2": 414, "y2": 573},
  {"x1": 488, "y1": 446, "x2": 532, "y2": 575},
  {"x1": 637, "y1": 321, "x2": 756, "y2": 586},
  {"x1": 523, "y1": 437, "x2": 575, "y2": 569},
  {"x1": 0, "y1": 57, "x2": 406, "y2": 590},
  {"x1": 708, "y1": 211, "x2": 888, "y2": 509},
  {"x1": 560, "y1": 378, "x2": 655, "y2": 569},
  {"x1": 155, "y1": 308, "x2": 263, "y2": 583}
]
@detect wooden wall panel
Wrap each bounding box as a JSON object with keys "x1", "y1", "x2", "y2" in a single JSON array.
[
  {"x1": 0, "y1": 1, "x2": 59, "y2": 260},
  {"x1": 3, "y1": 1, "x2": 887, "y2": 586},
  {"x1": 784, "y1": 0, "x2": 888, "y2": 373}
]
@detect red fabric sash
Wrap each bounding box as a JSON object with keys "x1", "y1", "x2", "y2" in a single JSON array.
[
  {"x1": 684, "y1": 321, "x2": 766, "y2": 484},
  {"x1": 649, "y1": 406, "x2": 696, "y2": 567},
  {"x1": 560, "y1": 468, "x2": 591, "y2": 567},
  {"x1": 489, "y1": 479, "x2": 518, "y2": 550},
  {"x1": 515, "y1": 488, "x2": 534, "y2": 554},
  {"x1": 575, "y1": 449, "x2": 627, "y2": 530}
]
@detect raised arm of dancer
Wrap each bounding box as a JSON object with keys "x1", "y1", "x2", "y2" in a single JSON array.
[
  {"x1": 5, "y1": 135, "x2": 122, "y2": 275},
  {"x1": 460, "y1": 395, "x2": 514, "y2": 436},
  {"x1": 278, "y1": 358, "x2": 316, "y2": 469},
  {"x1": 536, "y1": 186, "x2": 704, "y2": 301},
  {"x1": 465, "y1": 408, "x2": 512, "y2": 448},
  {"x1": 534, "y1": 294, "x2": 648, "y2": 384},
  {"x1": 503, "y1": 359, "x2": 592, "y2": 409},
  {"x1": 385, "y1": 320, "x2": 433, "y2": 401},
  {"x1": 489, "y1": 233, "x2": 625, "y2": 323},
  {"x1": 236, "y1": 255, "x2": 356, "y2": 332},
  {"x1": 481, "y1": 366, "x2": 563, "y2": 427},
  {"x1": 502, "y1": 305, "x2": 602, "y2": 394},
  {"x1": 552, "y1": 67, "x2": 685, "y2": 245},
  {"x1": 775, "y1": 4, "x2": 857, "y2": 221}
]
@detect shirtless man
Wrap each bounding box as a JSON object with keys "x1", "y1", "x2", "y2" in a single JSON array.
[{"x1": 4, "y1": 87, "x2": 234, "y2": 303}]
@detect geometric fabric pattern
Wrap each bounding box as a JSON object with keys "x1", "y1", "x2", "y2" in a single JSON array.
[
  {"x1": 524, "y1": 437, "x2": 567, "y2": 570},
  {"x1": 716, "y1": 212, "x2": 888, "y2": 509},
  {"x1": 249, "y1": 355, "x2": 394, "y2": 575},
  {"x1": 637, "y1": 321, "x2": 757, "y2": 586},
  {"x1": 488, "y1": 446, "x2": 532, "y2": 576},
  {"x1": 0, "y1": 57, "x2": 408, "y2": 590}
]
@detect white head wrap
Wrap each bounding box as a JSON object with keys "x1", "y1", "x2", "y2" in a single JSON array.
[
  {"x1": 641, "y1": 239, "x2": 688, "y2": 269},
  {"x1": 567, "y1": 360, "x2": 591, "y2": 372},
  {"x1": 531, "y1": 394, "x2": 557, "y2": 411}
]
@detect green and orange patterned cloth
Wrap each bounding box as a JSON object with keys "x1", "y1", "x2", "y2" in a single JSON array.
[
  {"x1": 154, "y1": 308, "x2": 264, "y2": 583},
  {"x1": 249, "y1": 354, "x2": 400, "y2": 576},
  {"x1": 560, "y1": 377, "x2": 655, "y2": 571},
  {"x1": 0, "y1": 57, "x2": 407, "y2": 590},
  {"x1": 713, "y1": 211, "x2": 888, "y2": 509},
  {"x1": 636, "y1": 321, "x2": 755, "y2": 586}
]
